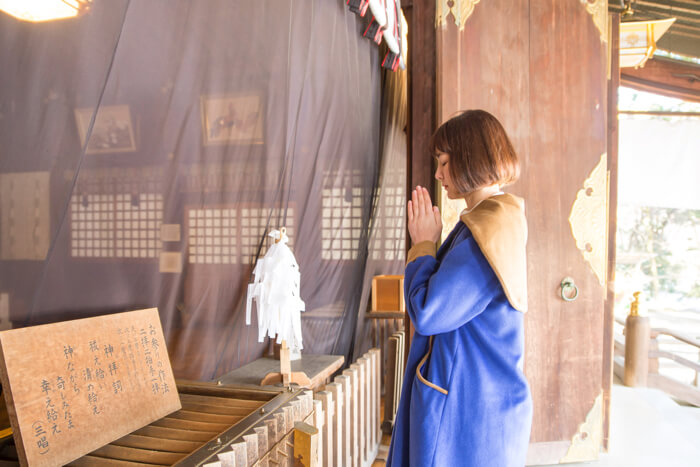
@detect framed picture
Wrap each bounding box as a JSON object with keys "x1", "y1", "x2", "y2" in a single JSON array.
[
  {"x1": 74, "y1": 105, "x2": 137, "y2": 154},
  {"x1": 200, "y1": 94, "x2": 264, "y2": 146}
]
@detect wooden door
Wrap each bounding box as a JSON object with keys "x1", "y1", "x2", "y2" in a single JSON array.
[{"x1": 434, "y1": 1, "x2": 611, "y2": 464}]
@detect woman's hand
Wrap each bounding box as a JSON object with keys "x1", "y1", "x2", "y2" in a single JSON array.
[{"x1": 407, "y1": 186, "x2": 442, "y2": 244}]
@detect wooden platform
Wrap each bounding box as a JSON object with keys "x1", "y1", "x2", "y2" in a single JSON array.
[{"x1": 217, "y1": 355, "x2": 344, "y2": 391}]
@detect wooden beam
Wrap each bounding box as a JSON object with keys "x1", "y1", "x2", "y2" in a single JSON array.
[
  {"x1": 621, "y1": 57, "x2": 700, "y2": 103},
  {"x1": 633, "y1": 2, "x2": 700, "y2": 22},
  {"x1": 619, "y1": 110, "x2": 700, "y2": 116},
  {"x1": 648, "y1": 374, "x2": 700, "y2": 407},
  {"x1": 658, "y1": 31, "x2": 700, "y2": 58}
]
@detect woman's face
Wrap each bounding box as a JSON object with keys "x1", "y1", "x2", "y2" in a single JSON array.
[{"x1": 435, "y1": 152, "x2": 459, "y2": 199}]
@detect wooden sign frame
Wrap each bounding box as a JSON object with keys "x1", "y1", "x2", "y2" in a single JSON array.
[{"x1": 0, "y1": 308, "x2": 181, "y2": 466}]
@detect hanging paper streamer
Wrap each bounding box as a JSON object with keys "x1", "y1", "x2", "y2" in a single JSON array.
[
  {"x1": 363, "y1": 18, "x2": 384, "y2": 44},
  {"x1": 347, "y1": 0, "x2": 370, "y2": 17},
  {"x1": 349, "y1": 0, "x2": 405, "y2": 71},
  {"x1": 246, "y1": 228, "x2": 305, "y2": 360},
  {"x1": 382, "y1": 0, "x2": 399, "y2": 57},
  {"x1": 368, "y1": 0, "x2": 387, "y2": 26}
]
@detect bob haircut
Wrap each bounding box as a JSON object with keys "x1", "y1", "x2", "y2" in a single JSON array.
[{"x1": 431, "y1": 110, "x2": 520, "y2": 193}]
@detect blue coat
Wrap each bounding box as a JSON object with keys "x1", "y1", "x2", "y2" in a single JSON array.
[{"x1": 386, "y1": 218, "x2": 532, "y2": 466}]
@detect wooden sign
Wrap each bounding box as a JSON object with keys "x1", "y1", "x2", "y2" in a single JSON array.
[
  {"x1": 371, "y1": 275, "x2": 405, "y2": 312},
  {"x1": 0, "y1": 308, "x2": 181, "y2": 467}
]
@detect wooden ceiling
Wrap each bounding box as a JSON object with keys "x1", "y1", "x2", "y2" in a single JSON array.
[{"x1": 609, "y1": 1, "x2": 700, "y2": 59}]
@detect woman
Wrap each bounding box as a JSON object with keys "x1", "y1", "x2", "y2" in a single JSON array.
[{"x1": 386, "y1": 110, "x2": 532, "y2": 466}]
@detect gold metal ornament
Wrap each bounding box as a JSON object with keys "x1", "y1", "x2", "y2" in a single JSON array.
[
  {"x1": 568, "y1": 154, "x2": 609, "y2": 286},
  {"x1": 436, "y1": 0, "x2": 482, "y2": 31},
  {"x1": 560, "y1": 392, "x2": 603, "y2": 463},
  {"x1": 579, "y1": 0, "x2": 608, "y2": 43}
]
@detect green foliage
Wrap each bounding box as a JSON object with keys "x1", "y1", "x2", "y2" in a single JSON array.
[
  {"x1": 617, "y1": 206, "x2": 700, "y2": 299},
  {"x1": 690, "y1": 283, "x2": 700, "y2": 298}
]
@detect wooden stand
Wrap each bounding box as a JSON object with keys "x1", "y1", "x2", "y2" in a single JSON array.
[
  {"x1": 258, "y1": 228, "x2": 310, "y2": 387},
  {"x1": 260, "y1": 340, "x2": 311, "y2": 387}
]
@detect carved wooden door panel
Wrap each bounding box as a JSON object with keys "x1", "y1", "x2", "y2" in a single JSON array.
[{"x1": 435, "y1": 0, "x2": 611, "y2": 464}]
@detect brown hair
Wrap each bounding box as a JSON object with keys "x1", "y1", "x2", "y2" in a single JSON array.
[{"x1": 431, "y1": 110, "x2": 519, "y2": 192}]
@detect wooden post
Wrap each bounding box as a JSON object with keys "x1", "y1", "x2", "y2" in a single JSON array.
[
  {"x1": 343, "y1": 366, "x2": 359, "y2": 466},
  {"x1": 336, "y1": 374, "x2": 352, "y2": 466},
  {"x1": 354, "y1": 360, "x2": 366, "y2": 464},
  {"x1": 317, "y1": 391, "x2": 334, "y2": 467},
  {"x1": 243, "y1": 432, "x2": 259, "y2": 466},
  {"x1": 275, "y1": 412, "x2": 286, "y2": 441},
  {"x1": 326, "y1": 382, "x2": 343, "y2": 467},
  {"x1": 371, "y1": 348, "x2": 381, "y2": 454},
  {"x1": 383, "y1": 335, "x2": 398, "y2": 434},
  {"x1": 230, "y1": 441, "x2": 248, "y2": 467},
  {"x1": 624, "y1": 293, "x2": 651, "y2": 387},
  {"x1": 291, "y1": 399, "x2": 303, "y2": 423},
  {"x1": 284, "y1": 406, "x2": 294, "y2": 435},
  {"x1": 260, "y1": 340, "x2": 311, "y2": 387},
  {"x1": 280, "y1": 340, "x2": 291, "y2": 386},
  {"x1": 255, "y1": 425, "x2": 269, "y2": 461},
  {"x1": 312, "y1": 399, "x2": 324, "y2": 465},
  {"x1": 649, "y1": 331, "x2": 660, "y2": 375},
  {"x1": 266, "y1": 418, "x2": 279, "y2": 464},
  {"x1": 359, "y1": 355, "x2": 371, "y2": 461},
  {"x1": 294, "y1": 422, "x2": 319, "y2": 467},
  {"x1": 217, "y1": 448, "x2": 236, "y2": 467},
  {"x1": 302, "y1": 390, "x2": 314, "y2": 418}
]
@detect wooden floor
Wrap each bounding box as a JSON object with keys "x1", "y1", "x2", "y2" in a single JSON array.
[
  {"x1": 371, "y1": 398, "x2": 391, "y2": 466},
  {"x1": 373, "y1": 382, "x2": 700, "y2": 466},
  {"x1": 371, "y1": 433, "x2": 391, "y2": 467},
  {"x1": 531, "y1": 383, "x2": 700, "y2": 467}
]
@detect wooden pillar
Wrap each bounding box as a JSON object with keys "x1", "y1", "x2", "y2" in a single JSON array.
[
  {"x1": 624, "y1": 296, "x2": 651, "y2": 387},
  {"x1": 404, "y1": 0, "x2": 437, "y2": 353},
  {"x1": 603, "y1": 12, "x2": 621, "y2": 452},
  {"x1": 624, "y1": 315, "x2": 650, "y2": 387}
]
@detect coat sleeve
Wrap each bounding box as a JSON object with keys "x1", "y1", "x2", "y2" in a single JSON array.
[{"x1": 404, "y1": 235, "x2": 501, "y2": 335}]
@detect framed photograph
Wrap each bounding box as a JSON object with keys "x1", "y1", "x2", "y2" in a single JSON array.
[
  {"x1": 200, "y1": 94, "x2": 264, "y2": 146},
  {"x1": 74, "y1": 105, "x2": 137, "y2": 154}
]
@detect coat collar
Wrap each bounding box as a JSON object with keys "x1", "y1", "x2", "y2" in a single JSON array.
[{"x1": 460, "y1": 193, "x2": 528, "y2": 312}]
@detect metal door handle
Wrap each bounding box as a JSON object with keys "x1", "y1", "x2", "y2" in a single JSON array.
[{"x1": 560, "y1": 277, "x2": 579, "y2": 302}]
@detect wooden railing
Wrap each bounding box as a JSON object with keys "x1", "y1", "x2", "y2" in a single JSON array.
[
  {"x1": 298, "y1": 348, "x2": 382, "y2": 467},
  {"x1": 614, "y1": 315, "x2": 700, "y2": 407},
  {"x1": 366, "y1": 310, "x2": 405, "y2": 436},
  {"x1": 202, "y1": 349, "x2": 381, "y2": 466}
]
